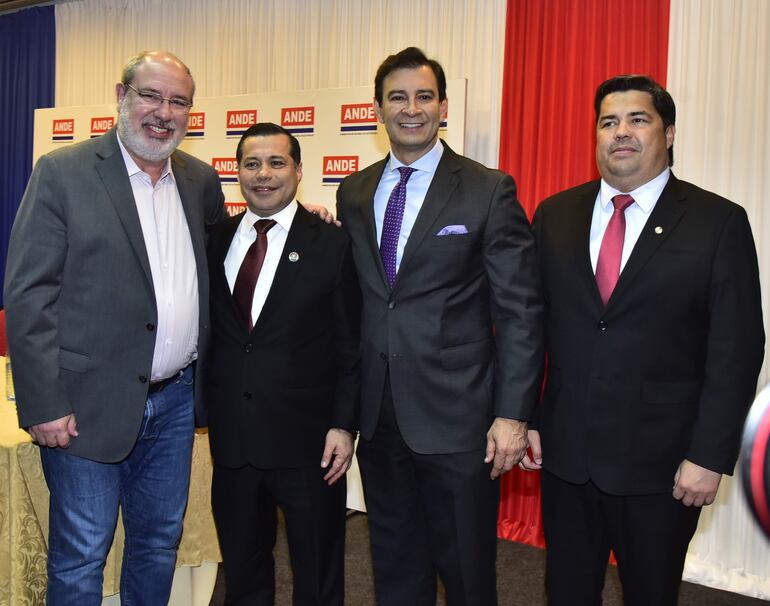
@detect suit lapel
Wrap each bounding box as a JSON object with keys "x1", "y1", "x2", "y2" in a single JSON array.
[
  {"x1": 94, "y1": 129, "x2": 154, "y2": 294},
  {"x1": 357, "y1": 159, "x2": 389, "y2": 289},
  {"x1": 172, "y1": 153, "x2": 207, "y2": 289},
  {"x1": 607, "y1": 175, "x2": 687, "y2": 307},
  {"x1": 212, "y1": 214, "x2": 244, "y2": 329},
  {"x1": 395, "y1": 144, "x2": 460, "y2": 286},
  {"x1": 572, "y1": 182, "x2": 605, "y2": 311},
  {"x1": 252, "y1": 204, "x2": 317, "y2": 335}
]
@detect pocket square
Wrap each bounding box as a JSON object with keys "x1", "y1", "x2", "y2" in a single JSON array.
[{"x1": 436, "y1": 225, "x2": 468, "y2": 236}]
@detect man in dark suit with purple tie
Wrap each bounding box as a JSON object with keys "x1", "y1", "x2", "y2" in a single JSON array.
[
  {"x1": 525, "y1": 75, "x2": 765, "y2": 605},
  {"x1": 336, "y1": 47, "x2": 543, "y2": 605}
]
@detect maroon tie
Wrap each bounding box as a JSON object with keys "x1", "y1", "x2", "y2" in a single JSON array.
[
  {"x1": 233, "y1": 219, "x2": 276, "y2": 330},
  {"x1": 595, "y1": 194, "x2": 634, "y2": 305}
]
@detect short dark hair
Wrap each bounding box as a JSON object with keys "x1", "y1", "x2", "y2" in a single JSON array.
[
  {"x1": 594, "y1": 75, "x2": 676, "y2": 166},
  {"x1": 235, "y1": 122, "x2": 301, "y2": 165},
  {"x1": 374, "y1": 47, "x2": 447, "y2": 104}
]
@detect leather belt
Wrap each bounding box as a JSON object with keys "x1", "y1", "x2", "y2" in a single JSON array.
[{"x1": 148, "y1": 366, "x2": 188, "y2": 395}]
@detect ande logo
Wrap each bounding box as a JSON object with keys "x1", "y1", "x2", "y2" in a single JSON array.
[
  {"x1": 339, "y1": 103, "x2": 377, "y2": 134},
  {"x1": 322, "y1": 156, "x2": 358, "y2": 185},
  {"x1": 281, "y1": 106, "x2": 315, "y2": 136},
  {"x1": 212, "y1": 157, "x2": 239, "y2": 184},
  {"x1": 90, "y1": 117, "x2": 114, "y2": 138},
  {"x1": 185, "y1": 112, "x2": 205, "y2": 138},
  {"x1": 52, "y1": 119, "x2": 75, "y2": 142},
  {"x1": 226, "y1": 110, "x2": 257, "y2": 137}
]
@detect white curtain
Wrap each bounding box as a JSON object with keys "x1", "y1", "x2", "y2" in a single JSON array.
[
  {"x1": 667, "y1": 0, "x2": 770, "y2": 598},
  {"x1": 54, "y1": 0, "x2": 506, "y2": 167}
]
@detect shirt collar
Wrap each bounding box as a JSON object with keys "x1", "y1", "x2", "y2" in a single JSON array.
[
  {"x1": 116, "y1": 132, "x2": 174, "y2": 182},
  {"x1": 240, "y1": 200, "x2": 298, "y2": 234},
  {"x1": 600, "y1": 167, "x2": 670, "y2": 214},
  {"x1": 387, "y1": 138, "x2": 444, "y2": 175}
]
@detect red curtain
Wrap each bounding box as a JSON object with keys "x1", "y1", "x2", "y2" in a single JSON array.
[{"x1": 497, "y1": 0, "x2": 670, "y2": 546}]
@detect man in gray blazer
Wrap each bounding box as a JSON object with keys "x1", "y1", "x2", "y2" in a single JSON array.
[
  {"x1": 336, "y1": 47, "x2": 543, "y2": 605},
  {"x1": 4, "y1": 51, "x2": 224, "y2": 605}
]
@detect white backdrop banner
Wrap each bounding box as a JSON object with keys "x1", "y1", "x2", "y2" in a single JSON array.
[{"x1": 34, "y1": 79, "x2": 467, "y2": 218}]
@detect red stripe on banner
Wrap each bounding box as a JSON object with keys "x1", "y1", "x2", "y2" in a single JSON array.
[{"x1": 497, "y1": 0, "x2": 670, "y2": 548}]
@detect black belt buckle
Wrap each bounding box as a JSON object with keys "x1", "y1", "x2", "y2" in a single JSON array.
[{"x1": 148, "y1": 367, "x2": 185, "y2": 395}]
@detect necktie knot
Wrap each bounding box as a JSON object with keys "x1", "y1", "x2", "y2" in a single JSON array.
[
  {"x1": 397, "y1": 166, "x2": 416, "y2": 184},
  {"x1": 254, "y1": 219, "x2": 276, "y2": 235},
  {"x1": 612, "y1": 194, "x2": 635, "y2": 212}
]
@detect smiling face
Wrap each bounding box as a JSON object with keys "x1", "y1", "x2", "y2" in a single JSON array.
[
  {"x1": 374, "y1": 65, "x2": 448, "y2": 165},
  {"x1": 595, "y1": 90, "x2": 675, "y2": 192},
  {"x1": 115, "y1": 53, "x2": 193, "y2": 171},
  {"x1": 238, "y1": 134, "x2": 302, "y2": 217}
]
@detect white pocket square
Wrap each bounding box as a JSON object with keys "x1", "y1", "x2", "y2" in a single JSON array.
[{"x1": 436, "y1": 225, "x2": 468, "y2": 236}]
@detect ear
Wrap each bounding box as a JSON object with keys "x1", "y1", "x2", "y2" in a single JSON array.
[
  {"x1": 440, "y1": 97, "x2": 448, "y2": 121},
  {"x1": 116, "y1": 82, "x2": 127, "y2": 105},
  {"x1": 296, "y1": 162, "x2": 303, "y2": 183},
  {"x1": 665, "y1": 124, "x2": 676, "y2": 149},
  {"x1": 373, "y1": 96, "x2": 384, "y2": 124}
]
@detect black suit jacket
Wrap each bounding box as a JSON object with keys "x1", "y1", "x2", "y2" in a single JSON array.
[
  {"x1": 205, "y1": 204, "x2": 361, "y2": 469},
  {"x1": 336, "y1": 142, "x2": 543, "y2": 454},
  {"x1": 532, "y1": 174, "x2": 764, "y2": 495}
]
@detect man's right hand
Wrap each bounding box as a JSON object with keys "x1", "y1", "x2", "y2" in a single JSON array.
[
  {"x1": 519, "y1": 429, "x2": 543, "y2": 470},
  {"x1": 28, "y1": 414, "x2": 78, "y2": 448}
]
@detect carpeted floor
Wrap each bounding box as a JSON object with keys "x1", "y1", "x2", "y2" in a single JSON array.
[{"x1": 209, "y1": 512, "x2": 767, "y2": 605}]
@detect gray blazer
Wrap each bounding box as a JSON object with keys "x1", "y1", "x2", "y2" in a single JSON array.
[
  {"x1": 4, "y1": 128, "x2": 225, "y2": 462},
  {"x1": 336, "y1": 142, "x2": 543, "y2": 454}
]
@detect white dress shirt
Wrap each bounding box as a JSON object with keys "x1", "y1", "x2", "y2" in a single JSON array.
[
  {"x1": 117, "y1": 135, "x2": 198, "y2": 382},
  {"x1": 373, "y1": 138, "x2": 444, "y2": 272},
  {"x1": 223, "y1": 201, "x2": 298, "y2": 327},
  {"x1": 589, "y1": 168, "x2": 671, "y2": 273}
]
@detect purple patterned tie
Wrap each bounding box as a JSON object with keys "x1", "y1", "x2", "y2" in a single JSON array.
[{"x1": 380, "y1": 166, "x2": 416, "y2": 288}]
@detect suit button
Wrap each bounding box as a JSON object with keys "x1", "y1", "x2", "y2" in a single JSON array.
[
  {"x1": 243, "y1": 391, "x2": 252, "y2": 400},
  {"x1": 245, "y1": 343, "x2": 253, "y2": 353},
  {"x1": 139, "y1": 375, "x2": 148, "y2": 383},
  {"x1": 388, "y1": 301, "x2": 396, "y2": 310},
  {"x1": 379, "y1": 352, "x2": 387, "y2": 360},
  {"x1": 597, "y1": 320, "x2": 607, "y2": 331},
  {"x1": 146, "y1": 323, "x2": 155, "y2": 331}
]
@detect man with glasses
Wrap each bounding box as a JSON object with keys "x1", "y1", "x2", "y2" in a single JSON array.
[{"x1": 4, "y1": 50, "x2": 224, "y2": 604}]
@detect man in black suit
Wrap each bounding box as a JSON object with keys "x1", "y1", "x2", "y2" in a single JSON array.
[
  {"x1": 205, "y1": 123, "x2": 361, "y2": 605},
  {"x1": 336, "y1": 47, "x2": 543, "y2": 605},
  {"x1": 524, "y1": 75, "x2": 765, "y2": 605}
]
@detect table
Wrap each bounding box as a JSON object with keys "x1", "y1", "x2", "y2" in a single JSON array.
[{"x1": 0, "y1": 357, "x2": 221, "y2": 605}]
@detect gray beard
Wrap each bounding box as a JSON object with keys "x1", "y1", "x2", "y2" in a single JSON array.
[{"x1": 116, "y1": 104, "x2": 184, "y2": 163}]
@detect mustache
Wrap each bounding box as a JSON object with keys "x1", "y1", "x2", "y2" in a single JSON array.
[{"x1": 142, "y1": 119, "x2": 175, "y2": 131}]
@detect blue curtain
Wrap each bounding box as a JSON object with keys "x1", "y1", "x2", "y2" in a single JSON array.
[{"x1": 0, "y1": 6, "x2": 55, "y2": 307}]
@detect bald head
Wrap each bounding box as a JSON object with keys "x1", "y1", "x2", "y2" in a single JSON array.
[{"x1": 121, "y1": 51, "x2": 196, "y2": 97}]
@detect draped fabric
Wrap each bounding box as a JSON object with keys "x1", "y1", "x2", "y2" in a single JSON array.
[
  {"x1": 54, "y1": 0, "x2": 507, "y2": 169},
  {"x1": 667, "y1": 0, "x2": 770, "y2": 595},
  {"x1": 498, "y1": 0, "x2": 669, "y2": 218},
  {"x1": 0, "y1": 6, "x2": 55, "y2": 308}
]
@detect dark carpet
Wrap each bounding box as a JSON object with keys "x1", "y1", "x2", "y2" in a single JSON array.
[{"x1": 209, "y1": 511, "x2": 767, "y2": 605}]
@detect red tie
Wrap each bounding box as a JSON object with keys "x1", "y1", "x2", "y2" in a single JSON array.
[
  {"x1": 595, "y1": 194, "x2": 634, "y2": 306},
  {"x1": 233, "y1": 219, "x2": 276, "y2": 331}
]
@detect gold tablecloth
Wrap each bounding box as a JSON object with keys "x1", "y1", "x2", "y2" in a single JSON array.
[{"x1": 0, "y1": 358, "x2": 221, "y2": 605}]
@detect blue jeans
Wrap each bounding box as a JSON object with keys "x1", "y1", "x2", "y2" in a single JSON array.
[{"x1": 40, "y1": 366, "x2": 194, "y2": 606}]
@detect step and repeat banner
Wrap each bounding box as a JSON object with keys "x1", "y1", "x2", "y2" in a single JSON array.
[{"x1": 33, "y1": 79, "x2": 467, "y2": 217}]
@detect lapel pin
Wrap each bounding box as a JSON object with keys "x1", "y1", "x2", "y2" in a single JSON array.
[
  {"x1": 654, "y1": 226, "x2": 663, "y2": 234},
  {"x1": 288, "y1": 251, "x2": 299, "y2": 262}
]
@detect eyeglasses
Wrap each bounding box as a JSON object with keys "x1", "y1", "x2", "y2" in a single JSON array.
[{"x1": 124, "y1": 83, "x2": 193, "y2": 112}]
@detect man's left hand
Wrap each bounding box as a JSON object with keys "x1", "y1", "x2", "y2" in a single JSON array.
[
  {"x1": 321, "y1": 428, "x2": 355, "y2": 485},
  {"x1": 485, "y1": 418, "x2": 528, "y2": 479},
  {"x1": 672, "y1": 459, "x2": 722, "y2": 506},
  {"x1": 303, "y1": 203, "x2": 340, "y2": 226}
]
